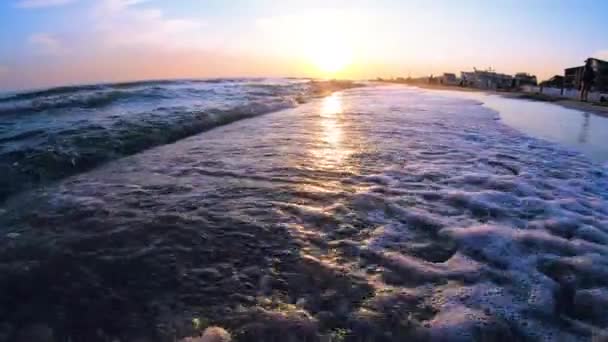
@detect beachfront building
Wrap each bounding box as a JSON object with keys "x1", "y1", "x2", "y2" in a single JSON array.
[
  {"x1": 564, "y1": 58, "x2": 608, "y2": 92},
  {"x1": 438, "y1": 73, "x2": 459, "y2": 85},
  {"x1": 540, "y1": 75, "x2": 564, "y2": 88},
  {"x1": 514, "y1": 73, "x2": 537, "y2": 87},
  {"x1": 460, "y1": 69, "x2": 513, "y2": 90},
  {"x1": 564, "y1": 66, "x2": 583, "y2": 89}
]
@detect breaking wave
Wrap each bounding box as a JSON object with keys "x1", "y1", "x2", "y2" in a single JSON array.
[{"x1": 0, "y1": 78, "x2": 359, "y2": 201}]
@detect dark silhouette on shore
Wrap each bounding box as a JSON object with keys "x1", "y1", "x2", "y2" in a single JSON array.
[{"x1": 580, "y1": 59, "x2": 596, "y2": 102}]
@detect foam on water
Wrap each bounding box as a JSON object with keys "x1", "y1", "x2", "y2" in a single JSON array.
[{"x1": 0, "y1": 85, "x2": 606, "y2": 341}]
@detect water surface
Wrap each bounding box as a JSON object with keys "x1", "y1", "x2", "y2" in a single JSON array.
[
  {"x1": 0, "y1": 78, "x2": 353, "y2": 200},
  {"x1": 421, "y1": 87, "x2": 608, "y2": 164},
  {"x1": 1, "y1": 85, "x2": 606, "y2": 341}
]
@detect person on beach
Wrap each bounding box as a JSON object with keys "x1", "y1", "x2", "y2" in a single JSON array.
[{"x1": 580, "y1": 59, "x2": 595, "y2": 102}]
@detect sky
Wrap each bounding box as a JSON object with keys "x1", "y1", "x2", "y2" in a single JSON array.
[{"x1": 0, "y1": 0, "x2": 607, "y2": 90}]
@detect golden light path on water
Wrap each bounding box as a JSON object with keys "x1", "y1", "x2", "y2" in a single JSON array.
[{"x1": 310, "y1": 93, "x2": 354, "y2": 170}]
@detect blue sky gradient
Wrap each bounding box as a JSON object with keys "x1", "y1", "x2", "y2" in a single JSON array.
[{"x1": 0, "y1": 0, "x2": 607, "y2": 90}]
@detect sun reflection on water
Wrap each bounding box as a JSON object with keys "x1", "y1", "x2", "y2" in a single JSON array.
[
  {"x1": 311, "y1": 93, "x2": 353, "y2": 170},
  {"x1": 321, "y1": 93, "x2": 343, "y2": 117}
]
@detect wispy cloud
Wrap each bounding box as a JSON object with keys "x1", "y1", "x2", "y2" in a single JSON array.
[
  {"x1": 99, "y1": 0, "x2": 150, "y2": 12},
  {"x1": 20, "y1": 0, "x2": 208, "y2": 60},
  {"x1": 28, "y1": 33, "x2": 66, "y2": 55},
  {"x1": 15, "y1": 0, "x2": 76, "y2": 9},
  {"x1": 92, "y1": 0, "x2": 207, "y2": 49},
  {"x1": 5, "y1": 0, "x2": 242, "y2": 89}
]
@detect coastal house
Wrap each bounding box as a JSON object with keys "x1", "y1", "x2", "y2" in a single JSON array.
[
  {"x1": 540, "y1": 75, "x2": 564, "y2": 88},
  {"x1": 564, "y1": 66, "x2": 583, "y2": 89},
  {"x1": 514, "y1": 73, "x2": 537, "y2": 87},
  {"x1": 438, "y1": 73, "x2": 459, "y2": 85},
  {"x1": 564, "y1": 57, "x2": 608, "y2": 92},
  {"x1": 461, "y1": 69, "x2": 513, "y2": 90}
]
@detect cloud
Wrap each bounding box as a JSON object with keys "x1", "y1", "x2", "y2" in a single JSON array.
[
  {"x1": 99, "y1": 0, "x2": 150, "y2": 12},
  {"x1": 15, "y1": 0, "x2": 76, "y2": 9},
  {"x1": 5, "y1": 0, "x2": 244, "y2": 89},
  {"x1": 20, "y1": 0, "x2": 208, "y2": 60},
  {"x1": 28, "y1": 33, "x2": 66, "y2": 55},
  {"x1": 92, "y1": 0, "x2": 207, "y2": 50}
]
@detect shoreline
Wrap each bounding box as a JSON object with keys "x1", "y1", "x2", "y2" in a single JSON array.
[
  {"x1": 388, "y1": 82, "x2": 608, "y2": 118},
  {"x1": 405, "y1": 82, "x2": 608, "y2": 164}
]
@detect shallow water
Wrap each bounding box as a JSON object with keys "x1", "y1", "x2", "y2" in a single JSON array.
[
  {"x1": 421, "y1": 88, "x2": 608, "y2": 163},
  {"x1": 0, "y1": 85, "x2": 607, "y2": 341},
  {"x1": 487, "y1": 96, "x2": 608, "y2": 163}
]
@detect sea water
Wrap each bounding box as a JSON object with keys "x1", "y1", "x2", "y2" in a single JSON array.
[{"x1": 0, "y1": 84, "x2": 606, "y2": 341}]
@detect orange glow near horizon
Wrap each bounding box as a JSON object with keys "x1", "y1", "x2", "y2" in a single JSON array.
[{"x1": 308, "y1": 41, "x2": 353, "y2": 76}]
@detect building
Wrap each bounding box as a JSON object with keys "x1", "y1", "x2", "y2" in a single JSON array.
[
  {"x1": 540, "y1": 75, "x2": 564, "y2": 88},
  {"x1": 461, "y1": 69, "x2": 513, "y2": 90},
  {"x1": 438, "y1": 73, "x2": 459, "y2": 85},
  {"x1": 514, "y1": 73, "x2": 537, "y2": 87},
  {"x1": 564, "y1": 58, "x2": 608, "y2": 92},
  {"x1": 564, "y1": 66, "x2": 583, "y2": 89}
]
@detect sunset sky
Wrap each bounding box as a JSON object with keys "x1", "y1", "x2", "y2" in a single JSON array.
[{"x1": 0, "y1": 0, "x2": 607, "y2": 91}]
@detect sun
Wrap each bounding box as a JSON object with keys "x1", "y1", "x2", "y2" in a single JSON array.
[{"x1": 309, "y1": 42, "x2": 353, "y2": 75}]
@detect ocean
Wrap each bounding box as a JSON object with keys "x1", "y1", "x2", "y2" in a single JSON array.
[
  {"x1": 0, "y1": 78, "x2": 358, "y2": 201},
  {"x1": 0, "y1": 83, "x2": 606, "y2": 341}
]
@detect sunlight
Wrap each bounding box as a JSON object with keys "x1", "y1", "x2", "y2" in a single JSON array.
[
  {"x1": 309, "y1": 93, "x2": 354, "y2": 170},
  {"x1": 321, "y1": 92, "x2": 343, "y2": 117},
  {"x1": 256, "y1": 10, "x2": 360, "y2": 77},
  {"x1": 320, "y1": 94, "x2": 343, "y2": 147},
  {"x1": 311, "y1": 44, "x2": 352, "y2": 74}
]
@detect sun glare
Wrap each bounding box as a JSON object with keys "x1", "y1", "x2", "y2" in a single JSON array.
[{"x1": 309, "y1": 41, "x2": 353, "y2": 75}]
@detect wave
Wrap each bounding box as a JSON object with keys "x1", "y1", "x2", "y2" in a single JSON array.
[
  {"x1": 0, "y1": 80, "x2": 190, "y2": 103},
  {"x1": 0, "y1": 78, "x2": 277, "y2": 104},
  {"x1": 0, "y1": 100, "x2": 297, "y2": 199},
  {"x1": 0, "y1": 90, "x2": 161, "y2": 115},
  {"x1": 0, "y1": 84, "x2": 107, "y2": 102},
  {"x1": 0, "y1": 78, "x2": 304, "y2": 115},
  {"x1": 0, "y1": 79, "x2": 361, "y2": 201}
]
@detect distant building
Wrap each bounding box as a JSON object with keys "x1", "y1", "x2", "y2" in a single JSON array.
[
  {"x1": 461, "y1": 69, "x2": 513, "y2": 90},
  {"x1": 564, "y1": 58, "x2": 608, "y2": 91},
  {"x1": 514, "y1": 73, "x2": 537, "y2": 87},
  {"x1": 438, "y1": 73, "x2": 459, "y2": 85},
  {"x1": 564, "y1": 66, "x2": 583, "y2": 89},
  {"x1": 540, "y1": 75, "x2": 564, "y2": 88}
]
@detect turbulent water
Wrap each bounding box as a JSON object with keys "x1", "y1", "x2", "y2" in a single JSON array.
[
  {"x1": 0, "y1": 78, "x2": 352, "y2": 201},
  {"x1": 0, "y1": 84, "x2": 607, "y2": 341}
]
